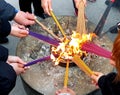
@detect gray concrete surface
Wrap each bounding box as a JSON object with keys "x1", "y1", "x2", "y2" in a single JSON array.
[{"x1": 2, "y1": 0, "x2": 120, "y2": 95}]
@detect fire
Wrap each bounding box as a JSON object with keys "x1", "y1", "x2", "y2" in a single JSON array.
[{"x1": 51, "y1": 31, "x2": 95, "y2": 65}]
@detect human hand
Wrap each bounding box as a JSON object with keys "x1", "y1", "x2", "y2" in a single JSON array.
[
  {"x1": 7, "y1": 56, "x2": 29, "y2": 75},
  {"x1": 109, "y1": 59, "x2": 115, "y2": 66},
  {"x1": 74, "y1": 0, "x2": 87, "y2": 9},
  {"x1": 10, "y1": 24, "x2": 29, "y2": 38},
  {"x1": 14, "y1": 11, "x2": 35, "y2": 26},
  {"x1": 90, "y1": 71, "x2": 104, "y2": 87},
  {"x1": 55, "y1": 87, "x2": 76, "y2": 95},
  {"x1": 41, "y1": 0, "x2": 52, "y2": 15}
]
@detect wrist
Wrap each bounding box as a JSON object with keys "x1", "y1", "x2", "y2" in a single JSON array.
[{"x1": 13, "y1": 9, "x2": 18, "y2": 20}]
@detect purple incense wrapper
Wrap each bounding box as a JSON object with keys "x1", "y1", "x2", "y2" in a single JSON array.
[
  {"x1": 24, "y1": 56, "x2": 51, "y2": 67},
  {"x1": 29, "y1": 31, "x2": 59, "y2": 46}
]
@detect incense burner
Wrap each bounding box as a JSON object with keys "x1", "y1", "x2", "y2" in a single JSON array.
[{"x1": 16, "y1": 16, "x2": 113, "y2": 95}]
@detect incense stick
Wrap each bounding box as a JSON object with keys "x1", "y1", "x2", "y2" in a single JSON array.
[
  {"x1": 76, "y1": 1, "x2": 86, "y2": 36},
  {"x1": 72, "y1": 55, "x2": 93, "y2": 76},
  {"x1": 64, "y1": 60, "x2": 69, "y2": 88},
  {"x1": 50, "y1": 10, "x2": 66, "y2": 38},
  {"x1": 81, "y1": 42, "x2": 112, "y2": 58},
  {"x1": 29, "y1": 31, "x2": 59, "y2": 46},
  {"x1": 35, "y1": 18, "x2": 60, "y2": 40},
  {"x1": 24, "y1": 56, "x2": 50, "y2": 67}
]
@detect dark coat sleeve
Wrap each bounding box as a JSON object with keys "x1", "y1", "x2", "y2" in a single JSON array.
[
  {"x1": 0, "y1": 45, "x2": 17, "y2": 95},
  {"x1": 98, "y1": 72, "x2": 120, "y2": 95},
  {"x1": 0, "y1": 19, "x2": 11, "y2": 38},
  {"x1": 0, "y1": 61, "x2": 17, "y2": 95},
  {"x1": 0, "y1": 45, "x2": 8, "y2": 61},
  {"x1": 0, "y1": 0, "x2": 17, "y2": 21}
]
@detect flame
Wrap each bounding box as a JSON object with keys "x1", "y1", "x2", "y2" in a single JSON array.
[{"x1": 51, "y1": 31, "x2": 95, "y2": 65}]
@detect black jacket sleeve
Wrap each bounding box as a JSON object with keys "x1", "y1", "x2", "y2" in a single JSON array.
[
  {"x1": 0, "y1": 45, "x2": 17, "y2": 95},
  {"x1": 98, "y1": 72, "x2": 120, "y2": 95},
  {"x1": 0, "y1": 61, "x2": 17, "y2": 95},
  {"x1": 0, "y1": 45, "x2": 8, "y2": 61},
  {"x1": 0, "y1": 0, "x2": 17, "y2": 21},
  {"x1": 0, "y1": 19, "x2": 11, "y2": 38}
]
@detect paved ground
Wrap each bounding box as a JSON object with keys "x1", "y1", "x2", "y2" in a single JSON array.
[{"x1": 3, "y1": 0, "x2": 120, "y2": 95}]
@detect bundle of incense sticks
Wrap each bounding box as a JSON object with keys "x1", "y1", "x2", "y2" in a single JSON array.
[
  {"x1": 72, "y1": 55, "x2": 93, "y2": 76},
  {"x1": 24, "y1": 56, "x2": 50, "y2": 67},
  {"x1": 81, "y1": 42, "x2": 112, "y2": 58},
  {"x1": 64, "y1": 60, "x2": 69, "y2": 88},
  {"x1": 76, "y1": 0, "x2": 86, "y2": 36},
  {"x1": 29, "y1": 31, "x2": 59, "y2": 46},
  {"x1": 50, "y1": 10, "x2": 66, "y2": 38}
]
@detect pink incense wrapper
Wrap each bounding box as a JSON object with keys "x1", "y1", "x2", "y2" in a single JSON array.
[{"x1": 81, "y1": 42, "x2": 112, "y2": 58}]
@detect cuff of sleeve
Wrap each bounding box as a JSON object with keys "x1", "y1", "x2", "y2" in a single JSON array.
[{"x1": 98, "y1": 75, "x2": 106, "y2": 88}]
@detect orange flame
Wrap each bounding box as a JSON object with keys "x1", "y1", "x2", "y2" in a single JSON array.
[{"x1": 51, "y1": 31, "x2": 95, "y2": 65}]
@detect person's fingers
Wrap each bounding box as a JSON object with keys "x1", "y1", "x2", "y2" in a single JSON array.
[
  {"x1": 48, "y1": 0, "x2": 52, "y2": 15},
  {"x1": 41, "y1": 1, "x2": 46, "y2": 13},
  {"x1": 18, "y1": 25, "x2": 26, "y2": 29},
  {"x1": 16, "y1": 57, "x2": 26, "y2": 65},
  {"x1": 8, "y1": 56, "x2": 27, "y2": 66},
  {"x1": 23, "y1": 12, "x2": 35, "y2": 25},
  {"x1": 18, "y1": 64, "x2": 30, "y2": 73},
  {"x1": 48, "y1": 0, "x2": 52, "y2": 10},
  {"x1": 18, "y1": 63, "x2": 24, "y2": 68},
  {"x1": 25, "y1": 20, "x2": 35, "y2": 26},
  {"x1": 9, "y1": 56, "x2": 26, "y2": 65},
  {"x1": 55, "y1": 91, "x2": 60, "y2": 95},
  {"x1": 19, "y1": 30, "x2": 29, "y2": 36},
  {"x1": 19, "y1": 68, "x2": 26, "y2": 74},
  {"x1": 26, "y1": 12, "x2": 35, "y2": 20},
  {"x1": 91, "y1": 74, "x2": 97, "y2": 80},
  {"x1": 41, "y1": 0, "x2": 52, "y2": 15},
  {"x1": 14, "y1": 11, "x2": 35, "y2": 25},
  {"x1": 91, "y1": 80, "x2": 94, "y2": 84},
  {"x1": 56, "y1": 89, "x2": 61, "y2": 93},
  {"x1": 24, "y1": 66, "x2": 30, "y2": 70},
  {"x1": 44, "y1": 3, "x2": 50, "y2": 15},
  {"x1": 55, "y1": 90, "x2": 61, "y2": 95},
  {"x1": 18, "y1": 25, "x2": 29, "y2": 37},
  {"x1": 83, "y1": 0, "x2": 87, "y2": 6}
]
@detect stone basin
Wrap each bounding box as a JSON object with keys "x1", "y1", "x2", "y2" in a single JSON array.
[{"x1": 16, "y1": 16, "x2": 113, "y2": 95}]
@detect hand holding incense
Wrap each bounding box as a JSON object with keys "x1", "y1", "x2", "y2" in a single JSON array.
[{"x1": 72, "y1": 55, "x2": 93, "y2": 76}]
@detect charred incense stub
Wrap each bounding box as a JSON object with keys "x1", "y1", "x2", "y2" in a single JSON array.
[{"x1": 16, "y1": 16, "x2": 113, "y2": 95}]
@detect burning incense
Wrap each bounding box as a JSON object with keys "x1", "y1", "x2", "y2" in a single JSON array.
[
  {"x1": 64, "y1": 60, "x2": 69, "y2": 88},
  {"x1": 24, "y1": 56, "x2": 50, "y2": 67},
  {"x1": 29, "y1": 31, "x2": 59, "y2": 46},
  {"x1": 50, "y1": 10, "x2": 66, "y2": 38},
  {"x1": 81, "y1": 42, "x2": 112, "y2": 58},
  {"x1": 35, "y1": 18, "x2": 60, "y2": 40},
  {"x1": 72, "y1": 55, "x2": 93, "y2": 76},
  {"x1": 76, "y1": 0, "x2": 86, "y2": 36}
]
